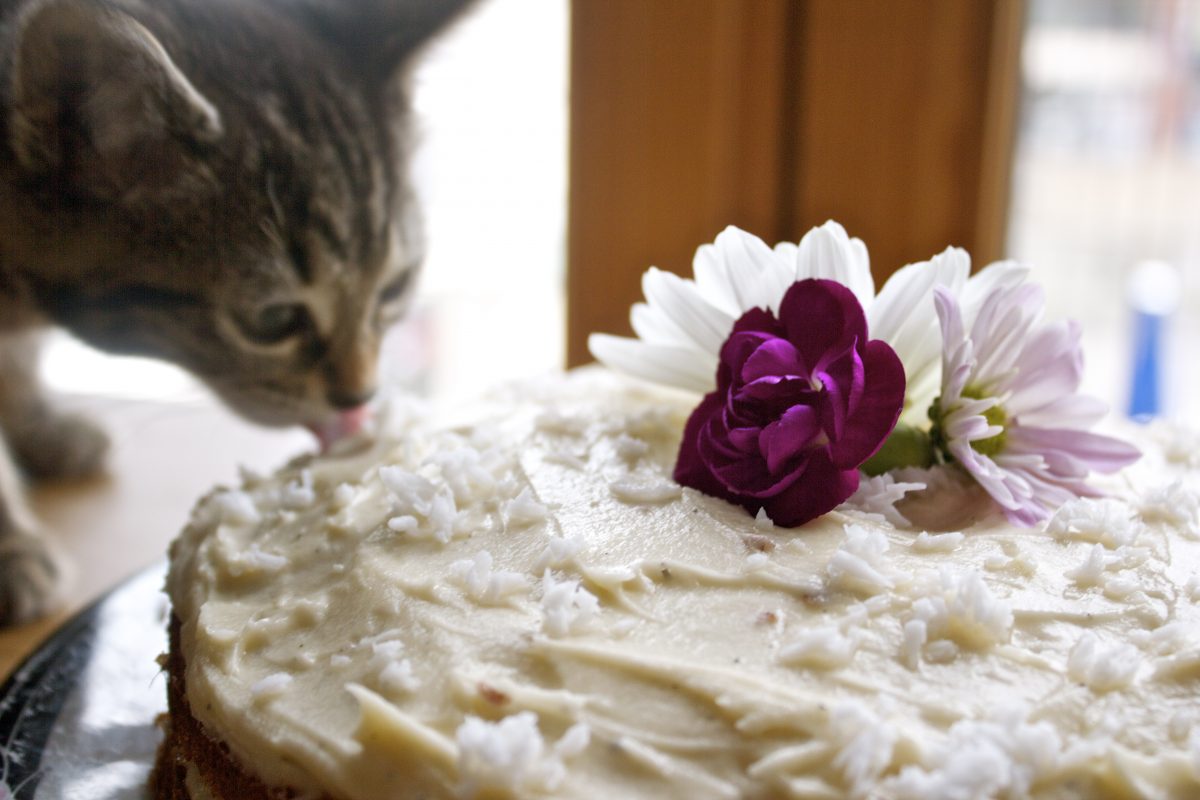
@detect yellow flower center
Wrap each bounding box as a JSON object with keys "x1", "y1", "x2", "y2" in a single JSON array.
[{"x1": 964, "y1": 388, "x2": 1007, "y2": 457}]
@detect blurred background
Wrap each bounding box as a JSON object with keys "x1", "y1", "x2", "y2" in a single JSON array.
[{"x1": 41, "y1": 0, "x2": 1200, "y2": 422}]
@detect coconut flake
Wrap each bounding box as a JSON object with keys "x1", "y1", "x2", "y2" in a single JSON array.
[
  {"x1": 379, "y1": 659, "x2": 420, "y2": 694},
  {"x1": 1141, "y1": 480, "x2": 1200, "y2": 534},
  {"x1": 536, "y1": 536, "x2": 586, "y2": 570},
  {"x1": 1186, "y1": 573, "x2": 1200, "y2": 602},
  {"x1": 541, "y1": 570, "x2": 600, "y2": 637},
  {"x1": 609, "y1": 476, "x2": 681, "y2": 504},
  {"x1": 387, "y1": 515, "x2": 419, "y2": 533},
  {"x1": 754, "y1": 507, "x2": 775, "y2": 530},
  {"x1": 243, "y1": 543, "x2": 288, "y2": 573},
  {"x1": 826, "y1": 525, "x2": 897, "y2": 595},
  {"x1": 543, "y1": 450, "x2": 587, "y2": 470},
  {"x1": 614, "y1": 434, "x2": 650, "y2": 463},
  {"x1": 908, "y1": 569, "x2": 1013, "y2": 650},
  {"x1": 911, "y1": 531, "x2": 964, "y2": 553},
  {"x1": 448, "y1": 551, "x2": 529, "y2": 604},
  {"x1": 455, "y1": 711, "x2": 585, "y2": 796},
  {"x1": 780, "y1": 626, "x2": 860, "y2": 670},
  {"x1": 888, "y1": 709, "x2": 1067, "y2": 800},
  {"x1": 379, "y1": 465, "x2": 435, "y2": 515},
  {"x1": 212, "y1": 490, "x2": 261, "y2": 526},
  {"x1": 1047, "y1": 498, "x2": 1140, "y2": 548},
  {"x1": 281, "y1": 470, "x2": 316, "y2": 509},
  {"x1": 1064, "y1": 543, "x2": 1110, "y2": 587},
  {"x1": 1067, "y1": 632, "x2": 1141, "y2": 691},
  {"x1": 828, "y1": 701, "x2": 897, "y2": 796},
  {"x1": 535, "y1": 410, "x2": 586, "y2": 436},
  {"x1": 900, "y1": 619, "x2": 927, "y2": 669},
  {"x1": 504, "y1": 488, "x2": 550, "y2": 528},
  {"x1": 841, "y1": 474, "x2": 925, "y2": 526},
  {"x1": 250, "y1": 672, "x2": 293, "y2": 702},
  {"x1": 1101, "y1": 573, "x2": 1141, "y2": 600},
  {"x1": 332, "y1": 483, "x2": 358, "y2": 509}
]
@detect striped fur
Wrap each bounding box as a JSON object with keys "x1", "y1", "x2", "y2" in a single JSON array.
[{"x1": 0, "y1": 0, "x2": 470, "y2": 625}]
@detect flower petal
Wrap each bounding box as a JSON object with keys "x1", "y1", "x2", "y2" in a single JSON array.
[
  {"x1": 1006, "y1": 320, "x2": 1083, "y2": 417},
  {"x1": 795, "y1": 221, "x2": 875, "y2": 308},
  {"x1": 588, "y1": 334, "x2": 714, "y2": 393},
  {"x1": 693, "y1": 226, "x2": 793, "y2": 315},
  {"x1": 828, "y1": 339, "x2": 906, "y2": 468},
  {"x1": 1006, "y1": 427, "x2": 1141, "y2": 474},
  {"x1": 742, "y1": 338, "x2": 806, "y2": 383},
  {"x1": 674, "y1": 390, "x2": 731, "y2": 497},
  {"x1": 778, "y1": 279, "x2": 867, "y2": 374},
  {"x1": 760, "y1": 404, "x2": 822, "y2": 473},
  {"x1": 642, "y1": 267, "x2": 736, "y2": 355},
  {"x1": 761, "y1": 450, "x2": 860, "y2": 527},
  {"x1": 872, "y1": 247, "x2": 969, "y2": 383}
]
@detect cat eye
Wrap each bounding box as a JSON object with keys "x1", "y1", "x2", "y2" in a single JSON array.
[
  {"x1": 237, "y1": 302, "x2": 310, "y2": 345},
  {"x1": 379, "y1": 270, "x2": 413, "y2": 305}
]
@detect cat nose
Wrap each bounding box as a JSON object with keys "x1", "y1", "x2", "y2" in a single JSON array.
[{"x1": 327, "y1": 386, "x2": 376, "y2": 410}]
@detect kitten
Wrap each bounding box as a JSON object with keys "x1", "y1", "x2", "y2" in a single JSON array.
[{"x1": 0, "y1": 0, "x2": 470, "y2": 626}]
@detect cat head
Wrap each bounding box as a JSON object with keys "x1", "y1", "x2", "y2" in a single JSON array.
[{"x1": 5, "y1": 0, "x2": 470, "y2": 430}]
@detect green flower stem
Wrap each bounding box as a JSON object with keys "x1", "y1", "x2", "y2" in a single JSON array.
[{"x1": 861, "y1": 423, "x2": 935, "y2": 476}]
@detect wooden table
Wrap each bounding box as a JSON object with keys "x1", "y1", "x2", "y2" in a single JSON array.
[{"x1": 0, "y1": 393, "x2": 311, "y2": 681}]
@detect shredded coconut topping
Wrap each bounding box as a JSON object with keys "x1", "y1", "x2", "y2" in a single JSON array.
[
  {"x1": 609, "y1": 475, "x2": 682, "y2": 504},
  {"x1": 540, "y1": 570, "x2": 600, "y2": 637},
  {"x1": 504, "y1": 488, "x2": 550, "y2": 528},
  {"x1": 536, "y1": 536, "x2": 586, "y2": 571},
  {"x1": 829, "y1": 701, "x2": 897, "y2": 797},
  {"x1": 887, "y1": 709, "x2": 1070, "y2": 800},
  {"x1": 213, "y1": 490, "x2": 260, "y2": 526},
  {"x1": 281, "y1": 470, "x2": 316, "y2": 509},
  {"x1": 1064, "y1": 543, "x2": 1110, "y2": 587},
  {"x1": 754, "y1": 507, "x2": 775, "y2": 529},
  {"x1": 911, "y1": 531, "x2": 964, "y2": 553},
  {"x1": 614, "y1": 433, "x2": 651, "y2": 463},
  {"x1": 779, "y1": 626, "x2": 860, "y2": 670},
  {"x1": 1141, "y1": 480, "x2": 1200, "y2": 536},
  {"x1": 1047, "y1": 498, "x2": 1140, "y2": 548},
  {"x1": 448, "y1": 551, "x2": 528, "y2": 604},
  {"x1": 826, "y1": 525, "x2": 898, "y2": 595},
  {"x1": 908, "y1": 569, "x2": 1013, "y2": 651},
  {"x1": 841, "y1": 474, "x2": 925, "y2": 526},
  {"x1": 242, "y1": 543, "x2": 288, "y2": 573},
  {"x1": 250, "y1": 672, "x2": 293, "y2": 702},
  {"x1": 332, "y1": 483, "x2": 358, "y2": 509},
  {"x1": 1067, "y1": 632, "x2": 1140, "y2": 691},
  {"x1": 455, "y1": 712, "x2": 588, "y2": 797},
  {"x1": 379, "y1": 659, "x2": 419, "y2": 694}
]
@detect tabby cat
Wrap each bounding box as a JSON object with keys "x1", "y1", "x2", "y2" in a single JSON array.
[{"x1": 0, "y1": 0, "x2": 470, "y2": 626}]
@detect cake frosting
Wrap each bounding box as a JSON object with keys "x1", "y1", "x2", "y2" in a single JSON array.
[{"x1": 165, "y1": 368, "x2": 1200, "y2": 799}]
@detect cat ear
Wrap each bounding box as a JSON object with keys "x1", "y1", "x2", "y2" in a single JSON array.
[
  {"x1": 9, "y1": 0, "x2": 222, "y2": 196},
  {"x1": 295, "y1": 0, "x2": 476, "y2": 82}
]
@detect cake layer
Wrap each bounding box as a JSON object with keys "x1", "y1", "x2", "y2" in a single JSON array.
[{"x1": 165, "y1": 368, "x2": 1200, "y2": 799}]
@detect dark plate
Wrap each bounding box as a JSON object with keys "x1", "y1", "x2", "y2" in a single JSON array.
[{"x1": 0, "y1": 564, "x2": 167, "y2": 799}]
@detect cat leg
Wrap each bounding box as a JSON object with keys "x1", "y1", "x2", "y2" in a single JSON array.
[
  {"x1": 0, "y1": 331, "x2": 109, "y2": 482},
  {"x1": 0, "y1": 428, "x2": 61, "y2": 626}
]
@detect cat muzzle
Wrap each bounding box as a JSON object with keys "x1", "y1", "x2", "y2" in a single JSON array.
[{"x1": 307, "y1": 406, "x2": 371, "y2": 451}]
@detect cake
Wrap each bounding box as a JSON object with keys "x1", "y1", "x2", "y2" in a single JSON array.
[
  {"x1": 153, "y1": 367, "x2": 1200, "y2": 799},
  {"x1": 154, "y1": 222, "x2": 1200, "y2": 798}
]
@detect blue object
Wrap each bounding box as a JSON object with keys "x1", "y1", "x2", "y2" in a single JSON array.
[{"x1": 1127, "y1": 309, "x2": 1161, "y2": 421}]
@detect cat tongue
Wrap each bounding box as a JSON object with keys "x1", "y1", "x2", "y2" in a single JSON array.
[{"x1": 308, "y1": 407, "x2": 371, "y2": 451}]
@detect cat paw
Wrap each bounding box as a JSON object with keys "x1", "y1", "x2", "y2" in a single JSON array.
[
  {"x1": 0, "y1": 533, "x2": 61, "y2": 627},
  {"x1": 13, "y1": 412, "x2": 111, "y2": 482}
]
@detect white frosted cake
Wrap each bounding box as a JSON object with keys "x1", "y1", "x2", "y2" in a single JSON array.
[{"x1": 156, "y1": 367, "x2": 1200, "y2": 800}]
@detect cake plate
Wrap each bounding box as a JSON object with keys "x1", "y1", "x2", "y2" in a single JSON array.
[{"x1": 0, "y1": 564, "x2": 166, "y2": 799}]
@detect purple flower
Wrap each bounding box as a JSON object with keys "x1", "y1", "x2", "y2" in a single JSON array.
[
  {"x1": 674, "y1": 279, "x2": 906, "y2": 527},
  {"x1": 932, "y1": 284, "x2": 1140, "y2": 526}
]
